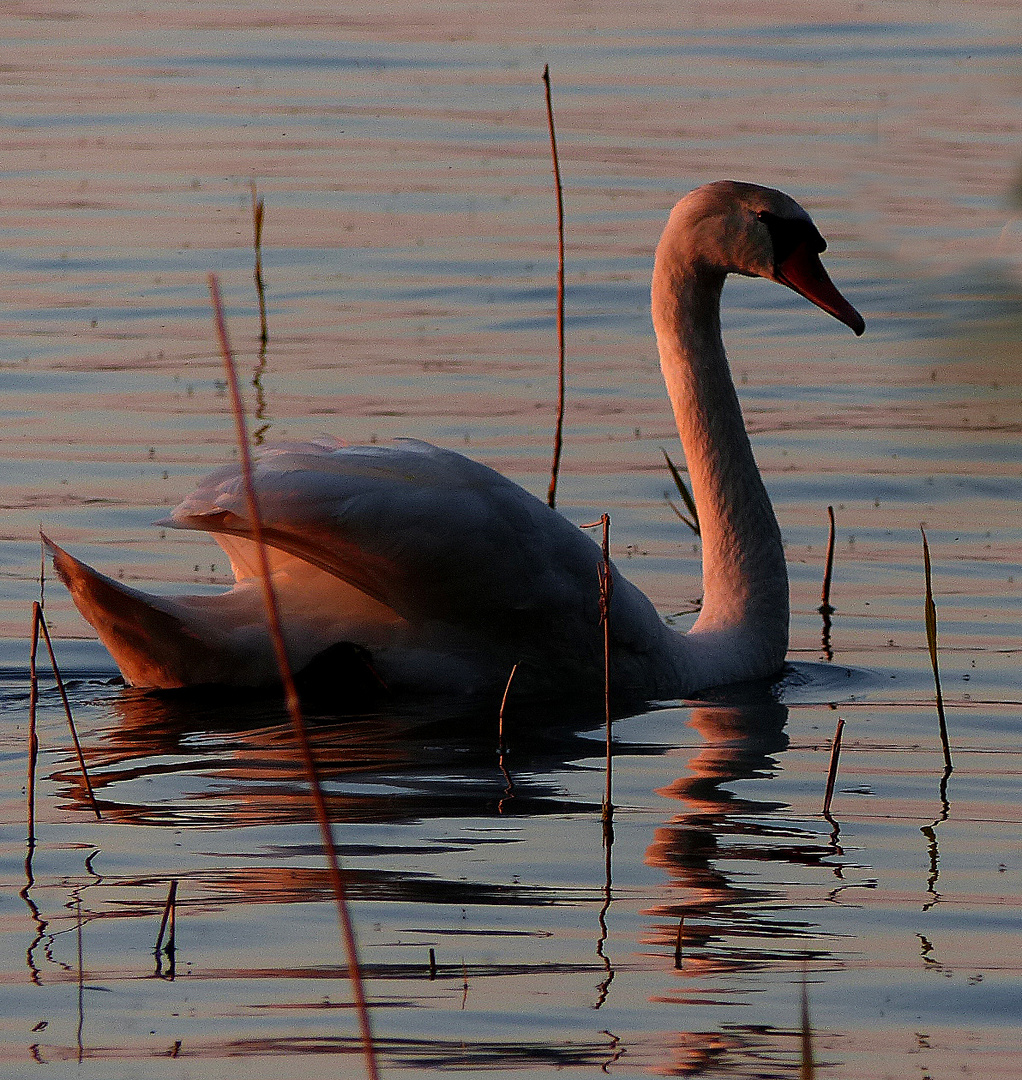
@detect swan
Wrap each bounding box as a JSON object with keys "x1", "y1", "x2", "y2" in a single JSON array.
[{"x1": 47, "y1": 181, "x2": 864, "y2": 702}]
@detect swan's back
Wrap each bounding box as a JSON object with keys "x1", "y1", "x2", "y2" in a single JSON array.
[{"x1": 163, "y1": 439, "x2": 684, "y2": 697}]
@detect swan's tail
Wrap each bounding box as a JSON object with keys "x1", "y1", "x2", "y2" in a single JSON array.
[{"x1": 43, "y1": 535, "x2": 234, "y2": 688}]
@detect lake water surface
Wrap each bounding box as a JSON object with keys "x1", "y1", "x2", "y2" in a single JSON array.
[{"x1": 1, "y1": 2, "x2": 1020, "y2": 1077}]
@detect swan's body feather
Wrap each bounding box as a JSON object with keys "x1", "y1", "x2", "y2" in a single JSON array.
[{"x1": 48, "y1": 181, "x2": 864, "y2": 703}]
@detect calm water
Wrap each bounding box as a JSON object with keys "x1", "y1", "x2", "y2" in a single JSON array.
[{"x1": 1, "y1": 2, "x2": 1021, "y2": 1077}]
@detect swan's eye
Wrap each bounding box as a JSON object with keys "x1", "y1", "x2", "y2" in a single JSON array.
[{"x1": 757, "y1": 210, "x2": 827, "y2": 266}]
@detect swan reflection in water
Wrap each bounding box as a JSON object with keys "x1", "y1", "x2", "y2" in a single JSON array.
[{"x1": 40, "y1": 678, "x2": 848, "y2": 1075}]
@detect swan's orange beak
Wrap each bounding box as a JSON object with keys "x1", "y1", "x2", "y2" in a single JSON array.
[{"x1": 776, "y1": 243, "x2": 865, "y2": 336}]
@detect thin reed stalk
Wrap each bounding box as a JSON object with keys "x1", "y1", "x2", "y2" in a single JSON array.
[
  {"x1": 155, "y1": 879, "x2": 177, "y2": 955},
  {"x1": 583, "y1": 514, "x2": 613, "y2": 834},
  {"x1": 498, "y1": 662, "x2": 518, "y2": 755},
  {"x1": 673, "y1": 916, "x2": 684, "y2": 970},
  {"x1": 819, "y1": 506, "x2": 836, "y2": 660},
  {"x1": 822, "y1": 717, "x2": 844, "y2": 817},
  {"x1": 27, "y1": 605, "x2": 40, "y2": 845},
  {"x1": 155, "y1": 879, "x2": 178, "y2": 978},
  {"x1": 208, "y1": 275, "x2": 379, "y2": 1080},
  {"x1": 921, "y1": 528, "x2": 953, "y2": 772},
  {"x1": 542, "y1": 65, "x2": 566, "y2": 510},
  {"x1": 75, "y1": 896, "x2": 84, "y2": 1063},
  {"x1": 497, "y1": 663, "x2": 518, "y2": 809},
  {"x1": 819, "y1": 506, "x2": 836, "y2": 613},
  {"x1": 250, "y1": 181, "x2": 268, "y2": 345},
  {"x1": 34, "y1": 603, "x2": 101, "y2": 820}
]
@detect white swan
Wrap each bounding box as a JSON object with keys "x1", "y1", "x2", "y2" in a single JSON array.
[{"x1": 47, "y1": 181, "x2": 863, "y2": 701}]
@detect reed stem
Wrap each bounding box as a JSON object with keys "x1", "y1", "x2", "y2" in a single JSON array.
[
  {"x1": 27, "y1": 604, "x2": 40, "y2": 845},
  {"x1": 208, "y1": 274, "x2": 379, "y2": 1080},
  {"x1": 498, "y1": 662, "x2": 518, "y2": 755},
  {"x1": 34, "y1": 603, "x2": 101, "y2": 820},
  {"x1": 583, "y1": 514, "x2": 613, "y2": 833},
  {"x1": 542, "y1": 65, "x2": 566, "y2": 510},
  {"x1": 819, "y1": 505, "x2": 836, "y2": 613},
  {"x1": 250, "y1": 181, "x2": 268, "y2": 346},
  {"x1": 822, "y1": 717, "x2": 844, "y2": 817},
  {"x1": 921, "y1": 527, "x2": 953, "y2": 772}
]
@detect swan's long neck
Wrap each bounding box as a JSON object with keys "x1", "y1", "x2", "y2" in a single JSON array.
[{"x1": 652, "y1": 248, "x2": 788, "y2": 661}]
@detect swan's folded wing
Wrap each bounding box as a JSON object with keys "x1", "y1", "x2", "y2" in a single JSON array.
[{"x1": 164, "y1": 440, "x2": 609, "y2": 636}]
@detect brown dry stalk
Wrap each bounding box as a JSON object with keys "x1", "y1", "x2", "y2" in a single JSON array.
[
  {"x1": 34, "y1": 603, "x2": 101, "y2": 820},
  {"x1": 820, "y1": 505, "x2": 836, "y2": 613},
  {"x1": 822, "y1": 717, "x2": 845, "y2": 817},
  {"x1": 542, "y1": 65, "x2": 566, "y2": 510},
  {"x1": 583, "y1": 514, "x2": 613, "y2": 830},
  {"x1": 498, "y1": 662, "x2": 518, "y2": 754},
  {"x1": 155, "y1": 879, "x2": 178, "y2": 980},
  {"x1": 27, "y1": 604, "x2": 40, "y2": 844},
  {"x1": 921, "y1": 527, "x2": 953, "y2": 771},
  {"x1": 250, "y1": 181, "x2": 268, "y2": 345},
  {"x1": 207, "y1": 274, "x2": 379, "y2": 1080}
]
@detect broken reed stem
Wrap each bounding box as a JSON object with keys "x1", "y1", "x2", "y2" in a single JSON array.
[
  {"x1": 822, "y1": 717, "x2": 845, "y2": 817},
  {"x1": 819, "y1": 505, "x2": 836, "y2": 613},
  {"x1": 921, "y1": 527, "x2": 953, "y2": 772},
  {"x1": 207, "y1": 274, "x2": 380, "y2": 1080},
  {"x1": 250, "y1": 181, "x2": 268, "y2": 345},
  {"x1": 542, "y1": 64, "x2": 566, "y2": 511},
  {"x1": 27, "y1": 604, "x2": 41, "y2": 845},
  {"x1": 498, "y1": 662, "x2": 518, "y2": 754},
  {"x1": 34, "y1": 603, "x2": 101, "y2": 820},
  {"x1": 673, "y1": 916, "x2": 684, "y2": 970}
]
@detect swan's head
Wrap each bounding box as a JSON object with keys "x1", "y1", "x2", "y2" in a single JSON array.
[{"x1": 661, "y1": 180, "x2": 865, "y2": 335}]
